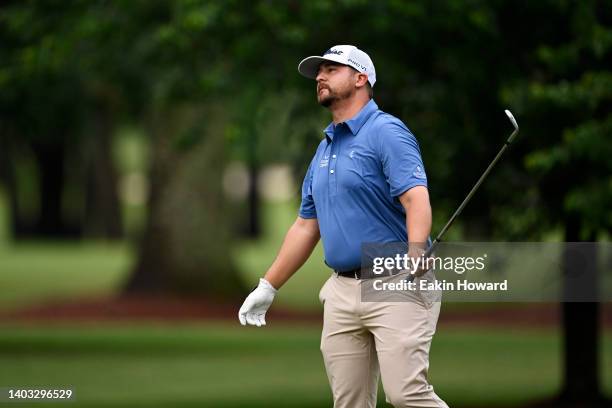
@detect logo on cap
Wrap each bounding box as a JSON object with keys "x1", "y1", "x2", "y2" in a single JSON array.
[
  {"x1": 347, "y1": 58, "x2": 367, "y2": 71},
  {"x1": 324, "y1": 48, "x2": 343, "y2": 56}
]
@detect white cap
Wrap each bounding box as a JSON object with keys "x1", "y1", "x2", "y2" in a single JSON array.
[{"x1": 298, "y1": 45, "x2": 376, "y2": 87}]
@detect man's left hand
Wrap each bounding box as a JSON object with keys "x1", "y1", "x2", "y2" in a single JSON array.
[{"x1": 407, "y1": 246, "x2": 435, "y2": 278}]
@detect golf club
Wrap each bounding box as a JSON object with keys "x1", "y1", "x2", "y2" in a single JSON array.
[{"x1": 406, "y1": 109, "x2": 520, "y2": 282}]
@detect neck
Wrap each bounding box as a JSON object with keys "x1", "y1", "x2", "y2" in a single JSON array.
[{"x1": 330, "y1": 95, "x2": 370, "y2": 124}]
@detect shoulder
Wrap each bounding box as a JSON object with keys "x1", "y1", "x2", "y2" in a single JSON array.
[
  {"x1": 368, "y1": 110, "x2": 412, "y2": 137},
  {"x1": 383, "y1": 112, "x2": 412, "y2": 132},
  {"x1": 368, "y1": 111, "x2": 416, "y2": 151}
]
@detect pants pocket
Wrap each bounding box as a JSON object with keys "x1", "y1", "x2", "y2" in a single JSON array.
[
  {"x1": 416, "y1": 270, "x2": 443, "y2": 309},
  {"x1": 319, "y1": 276, "x2": 332, "y2": 305}
]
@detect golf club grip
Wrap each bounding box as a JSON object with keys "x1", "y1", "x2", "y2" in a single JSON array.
[{"x1": 405, "y1": 241, "x2": 438, "y2": 283}]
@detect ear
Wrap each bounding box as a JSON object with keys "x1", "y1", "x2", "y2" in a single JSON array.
[{"x1": 354, "y1": 72, "x2": 369, "y2": 89}]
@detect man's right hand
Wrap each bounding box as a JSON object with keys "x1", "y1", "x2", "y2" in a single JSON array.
[{"x1": 238, "y1": 278, "x2": 277, "y2": 327}]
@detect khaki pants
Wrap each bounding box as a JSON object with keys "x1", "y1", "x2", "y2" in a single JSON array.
[{"x1": 319, "y1": 272, "x2": 448, "y2": 408}]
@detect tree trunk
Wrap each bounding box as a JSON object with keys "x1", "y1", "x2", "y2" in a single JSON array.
[
  {"x1": 125, "y1": 105, "x2": 246, "y2": 299},
  {"x1": 0, "y1": 130, "x2": 27, "y2": 238},
  {"x1": 246, "y1": 161, "x2": 260, "y2": 238},
  {"x1": 84, "y1": 102, "x2": 123, "y2": 239},
  {"x1": 560, "y1": 214, "x2": 602, "y2": 406},
  {"x1": 29, "y1": 140, "x2": 80, "y2": 238}
]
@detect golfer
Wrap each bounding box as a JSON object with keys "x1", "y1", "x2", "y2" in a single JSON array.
[{"x1": 239, "y1": 45, "x2": 448, "y2": 408}]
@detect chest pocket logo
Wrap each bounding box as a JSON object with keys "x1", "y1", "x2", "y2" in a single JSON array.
[{"x1": 339, "y1": 149, "x2": 365, "y2": 190}]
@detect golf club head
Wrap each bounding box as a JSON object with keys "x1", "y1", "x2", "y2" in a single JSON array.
[{"x1": 504, "y1": 109, "x2": 519, "y2": 143}]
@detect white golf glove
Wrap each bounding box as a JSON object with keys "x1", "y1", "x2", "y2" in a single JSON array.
[{"x1": 238, "y1": 278, "x2": 277, "y2": 327}]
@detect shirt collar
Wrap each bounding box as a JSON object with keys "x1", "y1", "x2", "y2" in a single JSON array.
[
  {"x1": 323, "y1": 99, "x2": 378, "y2": 142},
  {"x1": 346, "y1": 99, "x2": 378, "y2": 135}
]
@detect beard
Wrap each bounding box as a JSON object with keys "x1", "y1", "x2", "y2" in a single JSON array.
[{"x1": 317, "y1": 83, "x2": 353, "y2": 107}]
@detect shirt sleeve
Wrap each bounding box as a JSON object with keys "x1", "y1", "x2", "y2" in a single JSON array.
[
  {"x1": 298, "y1": 159, "x2": 317, "y2": 219},
  {"x1": 378, "y1": 120, "x2": 428, "y2": 197}
]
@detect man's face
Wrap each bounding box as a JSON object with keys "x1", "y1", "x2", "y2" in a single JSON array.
[{"x1": 315, "y1": 63, "x2": 359, "y2": 107}]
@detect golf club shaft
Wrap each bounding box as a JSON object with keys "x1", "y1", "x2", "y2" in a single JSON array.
[{"x1": 406, "y1": 112, "x2": 519, "y2": 282}]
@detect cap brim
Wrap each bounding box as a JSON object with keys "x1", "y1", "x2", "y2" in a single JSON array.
[{"x1": 298, "y1": 56, "x2": 335, "y2": 79}]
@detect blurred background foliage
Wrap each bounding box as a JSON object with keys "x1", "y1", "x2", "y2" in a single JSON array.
[
  {"x1": 0, "y1": 1, "x2": 611, "y2": 407},
  {"x1": 1, "y1": 0, "x2": 610, "y2": 293}
]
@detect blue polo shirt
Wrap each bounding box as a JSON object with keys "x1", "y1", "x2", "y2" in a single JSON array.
[{"x1": 299, "y1": 99, "x2": 428, "y2": 271}]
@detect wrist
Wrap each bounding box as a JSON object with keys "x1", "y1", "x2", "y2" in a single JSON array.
[{"x1": 259, "y1": 278, "x2": 278, "y2": 292}]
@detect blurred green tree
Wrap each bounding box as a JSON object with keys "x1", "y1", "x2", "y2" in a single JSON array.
[
  {"x1": 0, "y1": 1, "x2": 124, "y2": 238},
  {"x1": 502, "y1": 1, "x2": 611, "y2": 405}
]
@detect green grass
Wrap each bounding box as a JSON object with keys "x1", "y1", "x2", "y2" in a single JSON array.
[
  {"x1": 0, "y1": 323, "x2": 329, "y2": 408},
  {"x1": 0, "y1": 242, "x2": 133, "y2": 311},
  {"x1": 2, "y1": 323, "x2": 610, "y2": 408},
  {"x1": 0, "y1": 187, "x2": 132, "y2": 311}
]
